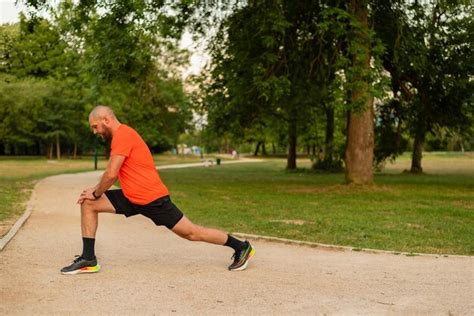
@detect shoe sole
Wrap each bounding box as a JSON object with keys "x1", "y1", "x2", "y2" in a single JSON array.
[
  {"x1": 61, "y1": 264, "x2": 101, "y2": 275},
  {"x1": 229, "y1": 247, "x2": 255, "y2": 271}
]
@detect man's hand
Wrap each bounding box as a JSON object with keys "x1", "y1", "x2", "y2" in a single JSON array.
[
  {"x1": 76, "y1": 155, "x2": 125, "y2": 205},
  {"x1": 77, "y1": 187, "x2": 98, "y2": 204}
]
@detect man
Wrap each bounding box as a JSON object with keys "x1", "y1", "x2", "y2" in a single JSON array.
[{"x1": 61, "y1": 105, "x2": 254, "y2": 274}]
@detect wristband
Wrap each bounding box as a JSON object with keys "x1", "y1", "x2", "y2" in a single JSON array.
[{"x1": 92, "y1": 190, "x2": 101, "y2": 199}]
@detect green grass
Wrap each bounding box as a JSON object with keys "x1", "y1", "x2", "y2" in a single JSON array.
[
  {"x1": 158, "y1": 156, "x2": 473, "y2": 255},
  {"x1": 1, "y1": 153, "x2": 473, "y2": 255},
  {"x1": 0, "y1": 157, "x2": 108, "y2": 235}
]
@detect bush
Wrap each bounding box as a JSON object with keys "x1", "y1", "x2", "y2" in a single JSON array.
[{"x1": 312, "y1": 158, "x2": 344, "y2": 173}]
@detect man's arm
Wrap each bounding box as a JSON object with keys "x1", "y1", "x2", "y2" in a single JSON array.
[
  {"x1": 94, "y1": 154, "x2": 126, "y2": 196},
  {"x1": 77, "y1": 155, "x2": 126, "y2": 204}
]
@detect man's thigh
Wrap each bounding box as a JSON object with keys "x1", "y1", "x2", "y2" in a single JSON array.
[
  {"x1": 83, "y1": 194, "x2": 117, "y2": 214},
  {"x1": 103, "y1": 189, "x2": 136, "y2": 216},
  {"x1": 138, "y1": 196, "x2": 184, "y2": 229}
]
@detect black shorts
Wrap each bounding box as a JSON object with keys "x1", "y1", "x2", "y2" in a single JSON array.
[{"x1": 104, "y1": 190, "x2": 184, "y2": 229}]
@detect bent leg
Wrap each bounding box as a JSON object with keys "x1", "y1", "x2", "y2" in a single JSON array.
[
  {"x1": 171, "y1": 216, "x2": 227, "y2": 245},
  {"x1": 81, "y1": 195, "x2": 116, "y2": 238}
]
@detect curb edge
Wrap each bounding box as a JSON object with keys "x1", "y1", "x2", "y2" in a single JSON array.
[
  {"x1": 233, "y1": 232, "x2": 473, "y2": 259},
  {"x1": 0, "y1": 185, "x2": 37, "y2": 252}
]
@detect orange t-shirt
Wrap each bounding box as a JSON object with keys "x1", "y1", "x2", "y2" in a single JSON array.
[{"x1": 110, "y1": 124, "x2": 169, "y2": 205}]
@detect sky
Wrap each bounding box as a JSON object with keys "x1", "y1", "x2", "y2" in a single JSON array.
[
  {"x1": 0, "y1": 0, "x2": 28, "y2": 24},
  {"x1": 0, "y1": 0, "x2": 208, "y2": 77}
]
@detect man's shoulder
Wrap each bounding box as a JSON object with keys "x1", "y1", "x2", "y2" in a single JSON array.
[
  {"x1": 112, "y1": 125, "x2": 138, "y2": 145},
  {"x1": 116, "y1": 124, "x2": 139, "y2": 138}
]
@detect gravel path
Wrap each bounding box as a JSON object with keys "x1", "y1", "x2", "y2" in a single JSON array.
[{"x1": 1, "y1": 169, "x2": 473, "y2": 315}]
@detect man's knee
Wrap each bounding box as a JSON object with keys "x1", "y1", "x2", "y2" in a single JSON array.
[
  {"x1": 181, "y1": 227, "x2": 203, "y2": 242},
  {"x1": 81, "y1": 199, "x2": 98, "y2": 213}
]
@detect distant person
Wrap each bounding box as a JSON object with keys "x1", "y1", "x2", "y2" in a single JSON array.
[
  {"x1": 61, "y1": 105, "x2": 254, "y2": 275},
  {"x1": 232, "y1": 149, "x2": 238, "y2": 159}
]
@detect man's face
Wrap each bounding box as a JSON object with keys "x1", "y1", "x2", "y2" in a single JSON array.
[{"x1": 89, "y1": 117, "x2": 112, "y2": 141}]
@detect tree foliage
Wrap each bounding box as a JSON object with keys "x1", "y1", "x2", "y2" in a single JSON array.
[
  {"x1": 0, "y1": 0, "x2": 193, "y2": 157},
  {"x1": 1, "y1": 0, "x2": 472, "y2": 176},
  {"x1": 374, "y1": 0, "x2": 474, "y2": 172},
  {"x1": 190, "y1": 0, "x2": 472, "y2": 175}
]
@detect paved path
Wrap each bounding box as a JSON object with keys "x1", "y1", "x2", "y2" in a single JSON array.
[
  {"x1": 157, "y1": 158, "x2": 263, "y2": 170},
  {"x1": 1, "y1": 167, "x2": 473, "y2": 315}
]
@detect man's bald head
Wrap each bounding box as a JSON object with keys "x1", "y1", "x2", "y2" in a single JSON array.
[
  {"x1": 88, "y1": 105, "x2": 121, "y2": 141},
  {"x1": 89, "y1": 105, "x2": 117, "y2": 120}
]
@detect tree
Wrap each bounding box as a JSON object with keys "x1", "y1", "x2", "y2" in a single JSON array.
[
  {"x1": 374, "y1": 1, "x2": 474, "y2": 173},
  {"x1": 13, "y1": 0, "x2": 193, "y2": 155},
  {"x1": 0, "y1": 14, "x2": 88, "y2": 158},
  {"x1": 204, "y1": 1, "x2": 348, "y2": 169},
  {"x1": 203, "y1": 1, "x2": 291, "y2": 161},
  {"x1": 0, "y1": 75, "x2": 44, "y2": 155},
  {"x1": 344, "y1": 0, "x2": 375, "y2": 184},
  {"x1": 9, "y1": 14, "x2": 76, "y2": 79},
  {"x1": 74, "y1": 1, "x2": 192, "y2": 152},
  {"x1": 0, "y1": 24, "x2": 19, "y2": 74}
]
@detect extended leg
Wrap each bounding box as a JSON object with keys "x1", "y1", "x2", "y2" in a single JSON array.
[
  {"x1": 171, "y1": 216, "x2": 255, "y2": 271},
  {"x1": 171, "y1": 216, "x2": 227, "y2": 245}
]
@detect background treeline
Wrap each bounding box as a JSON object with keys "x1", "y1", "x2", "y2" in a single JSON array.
[
  {"x1": 0, "y1": 0, "x2": 473, "y2": 182},
  {"x1": 0, "y1": 2, "x2": 192, "y2": 158},
  {"x1": 189, "y1": 0, "x2": 473, "y2": 179}
]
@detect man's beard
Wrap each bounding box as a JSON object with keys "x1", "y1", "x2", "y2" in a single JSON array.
[{"x1": 99, "y1": 127, "x2": 112, "y2": 141}]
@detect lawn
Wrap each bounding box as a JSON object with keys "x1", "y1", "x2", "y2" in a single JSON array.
[
  {"x1": 159, "y1": 152, "x2": 473, "y2": 255},
  {"x1": 1, "y1": 152, "x2": 473, "y2": 255}
]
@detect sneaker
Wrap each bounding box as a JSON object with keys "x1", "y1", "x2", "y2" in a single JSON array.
[
  {"x1": 228, "y1": 241, "x2": 255, "y2": 271},
  {"x1": 61, "y1": 255, "x2": 100, "y2": 275}
]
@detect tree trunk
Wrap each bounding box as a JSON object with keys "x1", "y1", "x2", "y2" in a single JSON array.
[
  {"x1": 261, "y1": 142, "x2": 267, "y2": 156},
  {"x1": 56, "y1": 134, "x2": 61, "y2": 160},
  {"x1": 345, "y1": 106, "x2": 375, "y2": 183},
  {"x1": 254, "y1": 142, "x2": 261, "y2": 156},
  {"x1": 35, "y1": 141, "x2": 40, "y2": 155},
  {"x1": 410, "y1": 131, "x2": 424, "y2": 173},
  {"x1": 48, "y1": 143, "x2": 53, "y2": 159},
  {"x1": 344, "y1": 1, "x2": 374, "y2": 184},
  {"x1": 287, "y1": 117, "x2": 297, "y2": 170},
  {"x1": 73, "y1": 142, "x2": 78, "y2": 159},
  {"x1": 410, "y1": 114, "x2": 426, "y2": 173},
  {"x1": 325, "y1": 107, "x2": 335, "y2": 161},
  {"x1": 410, "y1": 89, "x2": 429, "y2": 173},
  {"x1": 225, "y1": 137, "x2": 230, "y2": 154}
]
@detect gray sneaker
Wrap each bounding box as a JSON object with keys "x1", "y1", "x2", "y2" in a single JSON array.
[
  {"x1": 61, "y1": 255, "x2": 100, "y2": 275},
  {"x1": 228, "y1": 241, "x2": 255, "y2": 271}
]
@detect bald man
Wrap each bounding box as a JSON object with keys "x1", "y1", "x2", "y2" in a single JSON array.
[{"x1": 60, "y1": 105, "x2": 254, "y2": 274}]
